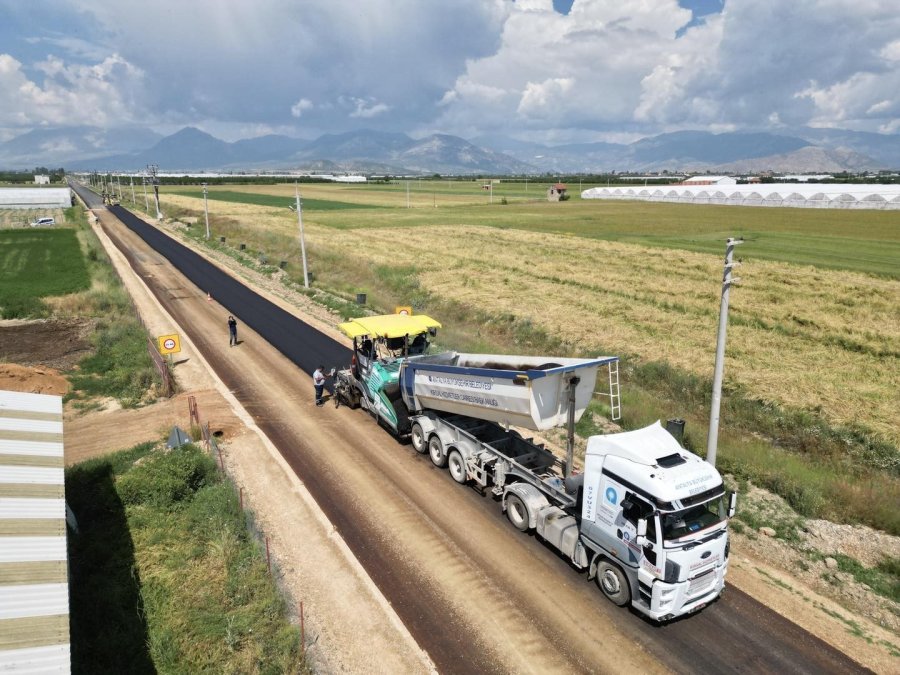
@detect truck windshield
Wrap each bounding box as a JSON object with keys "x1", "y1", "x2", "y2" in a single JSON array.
[{"x1": 662, "y1": 494, "x2": 727, "y2": 541}]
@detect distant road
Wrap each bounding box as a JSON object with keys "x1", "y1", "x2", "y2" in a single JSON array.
[{"x1": 70, "y1": 179, "x2": 349, "y2": 376}]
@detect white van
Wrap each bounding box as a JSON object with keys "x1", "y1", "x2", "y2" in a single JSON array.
[{"x1": 30, "y1": 217, "x2": 55, "y2": 227}]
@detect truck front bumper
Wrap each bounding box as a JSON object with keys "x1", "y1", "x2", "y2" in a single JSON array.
[{"x1": 640, "y1": 560, "x2": 728, "y2": 622}]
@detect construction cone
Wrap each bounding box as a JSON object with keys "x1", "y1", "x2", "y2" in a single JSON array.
[{"x1": 207, "y1": 292, "x2": 212, "y2": 302}]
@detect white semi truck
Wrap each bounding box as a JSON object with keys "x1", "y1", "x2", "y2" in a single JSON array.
[{"x1": 334, "y1": 315, "x2": 735, "y2": 621}]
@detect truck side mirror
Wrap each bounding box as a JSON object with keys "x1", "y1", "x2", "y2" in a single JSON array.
[
  {"x1": 636, "y1": 518, "x2": 648, "y2": 547},
  {"x1": 728, "y1": 491, "x2": 737, "y2": 518}
]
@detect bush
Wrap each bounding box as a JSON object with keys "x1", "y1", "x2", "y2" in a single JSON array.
[{"x1": 116, "y1": 445, "x2": 218, "y2": 508}]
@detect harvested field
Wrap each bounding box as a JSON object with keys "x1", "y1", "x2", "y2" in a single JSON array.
[
  {"x1": 156, "y1": 189, "x2": 900, "y2": 454},
  {"x1": 316, "y1": 224, "x2": 900, "y2": 447}
]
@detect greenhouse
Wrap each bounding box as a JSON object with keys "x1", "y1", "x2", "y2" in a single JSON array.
[{"x1": 581, "y1": 184, "x2": 900, "y2": 210}]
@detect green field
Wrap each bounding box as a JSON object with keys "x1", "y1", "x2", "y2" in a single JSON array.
[
  {"x1": 162, "y1": 182, "x2": 900, "y2": 278},
  {"x1": 0, "y1": 229, "x2": 90, "y2": 317},
  {"x1": 167, "y1": 188, "x2": 378, "y2": 211}
]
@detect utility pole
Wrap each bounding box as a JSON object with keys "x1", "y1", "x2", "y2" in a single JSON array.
[
  {"x1": 294, "y1": 182, "x2": 309, "y2": 288},
  {"x1": 142, "y1": 175, "x2": 149, "y2": 212},
  {"x1": 130, "y1": 176, "x2": 135, "y2": 204},
  {"x1": 706, "y1": 237, "x2": 743, "y2": 467},
  {"x1": 201, "y1": 183, "x2": 211, "y2": 239},
  {"x1": 147, "y1": 164, "x2": 162, "y2": 219}
]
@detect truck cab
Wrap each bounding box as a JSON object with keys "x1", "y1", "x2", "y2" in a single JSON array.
[{"x1": 580, "y1": 422, "x2": 734, "y2": 620}]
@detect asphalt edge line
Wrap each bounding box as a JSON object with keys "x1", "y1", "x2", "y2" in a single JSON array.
[{"x1": 87, "y1": 209, "x2": 438, "y2": 674}]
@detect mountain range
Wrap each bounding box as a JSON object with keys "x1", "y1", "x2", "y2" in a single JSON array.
[{"x1": 1, "y1": 125, "x2": 897, "y2": 174}]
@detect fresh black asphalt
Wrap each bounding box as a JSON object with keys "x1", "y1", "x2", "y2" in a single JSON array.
[{"x1": 71, "y1": 181, "x2": 350, "y2": 376}]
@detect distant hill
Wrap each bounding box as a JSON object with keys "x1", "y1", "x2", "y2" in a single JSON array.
[
  {"x1": 0, "y1": 126, "x2": 162, "y2": 169},
  {"x1": 476, "y1": 130, "x2": 894, "y2": 173},
  {"x1": 2, "y1": 124, "x2": 896, "y2": 174}
]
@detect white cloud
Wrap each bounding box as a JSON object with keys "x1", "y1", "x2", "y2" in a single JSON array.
[
  {"x1": 291, "y1": 98, "x2": 313, "y2": 118},
  {"x1": 0, "y1": 0, "x2": 897, "y2": 143},
  {"x1": 517, "y1": 78, "x2": 574, "y2": 116},
  {"x1": 0, "y1": 52, "x2": 144, "y2": 129},
  {"x1": 433, "y1": 0, "x2": 900, "y2": 138},
  {"x1": 345, "y1": 97, "x2": 390, "y2": 119}
]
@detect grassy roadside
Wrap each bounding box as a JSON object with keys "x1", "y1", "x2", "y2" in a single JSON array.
[
  {"x1": 64, "y1": 204, "x2": 162, "y2": 408},
  {"x1": 66, "y1": 441, "x2": 306, "y2": 673}
]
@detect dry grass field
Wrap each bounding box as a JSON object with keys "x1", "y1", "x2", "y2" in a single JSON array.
[
  {"x1": 158, "y1": 188, "x2": 899, "y2": 449},
  {"x1": 152, "y1": 185, "x2": 900, "y2": 533}
]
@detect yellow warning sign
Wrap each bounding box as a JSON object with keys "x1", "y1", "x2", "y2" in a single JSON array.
[
  {"x1": 394, "y1": 306, "x2": 413, "y2": 315},
  {"x1": 157, "y1": 333, "x2": 181, "y2": 355}
]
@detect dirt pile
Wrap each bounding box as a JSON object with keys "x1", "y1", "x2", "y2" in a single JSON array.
[{"x1": 0, "y1": 363, "x2": 69, "y2": 396}]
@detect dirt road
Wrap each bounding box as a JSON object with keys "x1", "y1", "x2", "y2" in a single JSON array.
[{"x1": 71, "y1": 182, "x2": 877, "y2": 674}]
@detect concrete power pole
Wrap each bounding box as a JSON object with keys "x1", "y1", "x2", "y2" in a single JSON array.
[
  {"x1": 294, "y1": 182, "x2": 310, "y2": 288},
  {"x1": 706, "y1": 237, "x2": 743, "y2": 467},
  {"x1": 147, "y1": 164, "x2": 162, "y2": 219}
]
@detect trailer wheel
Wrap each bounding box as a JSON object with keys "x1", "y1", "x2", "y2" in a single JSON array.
[
  {"x1": 505, "y1": 493, "x2": 530, "y2": 532},
  {"x1": 596, "y1": 561, "x2": 631, "y2": 607},
  {"x1": 428, "y1": 435, "x2": 447, "y2": 468},
  {"x1": 448, "y1": 450, "x2": 467, "y2": 484},
  {"x1": 410, "y1": 423, "x2": 427, "y2": 453}
]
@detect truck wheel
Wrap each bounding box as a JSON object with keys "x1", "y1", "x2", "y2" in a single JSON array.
[
  {"x1": 428, "y1": 436, "x2": 447, "y2": 468},
  {"x1": 410, "y1": 423, "x2": 427, "y2": 454},
  {"x1": 448, "y1": 450, "x2": 467, "y2": 484},
  {"x1": 596, "y1": 561, "x2": 631, "y2": 607},
  {"x1": 505, "y1": 493, "x2": 530, "y2": 532}
]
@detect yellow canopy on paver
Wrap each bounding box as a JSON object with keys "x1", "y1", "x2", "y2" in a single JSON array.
[{"x1": 338, "y1": 314, "x2": 441, "y2": 339}]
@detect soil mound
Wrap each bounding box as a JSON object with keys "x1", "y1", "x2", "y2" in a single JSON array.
[{"x1": 0, "y1": 363, "x2": 69, "y2": 396}]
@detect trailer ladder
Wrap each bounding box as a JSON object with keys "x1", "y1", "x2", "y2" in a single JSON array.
[{"x1": 608, "y1": 360, "x2": 621, "y2": 421}]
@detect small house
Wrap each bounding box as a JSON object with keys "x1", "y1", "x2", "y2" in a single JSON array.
[{"x1": 547, "y1": 183, "x2": 567, "y2": 202}]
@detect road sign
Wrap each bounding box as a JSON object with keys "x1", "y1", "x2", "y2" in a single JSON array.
[
  {"x1": 158, "y1": 334, "x2": 181, "y2": 355},
  {"x1": 395, "y1": 306, "x2": 412, "y2": 315}
]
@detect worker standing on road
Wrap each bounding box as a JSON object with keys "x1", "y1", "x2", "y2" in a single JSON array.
[
  {"x1": 227, "y1": 315, "x2": 238, "y2": 347},
  {"x1": 313, "y1": 365, "x2": 331, "y2": 406}
]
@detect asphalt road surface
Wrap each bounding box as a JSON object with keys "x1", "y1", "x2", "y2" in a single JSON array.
[{"x1": 70, "y1": 181, "x2": 872, "y2": 674}]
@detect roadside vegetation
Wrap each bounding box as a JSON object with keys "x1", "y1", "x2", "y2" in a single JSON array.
[
  {"x1": 1, "y1": 201, "x2": 160, "y2": 407},
  {"x1": 147, "y1": 182, "x2": 900, "y2": 544},
  {"x1": 66, "y1": 440, "x2": 306, "y2": 673}
]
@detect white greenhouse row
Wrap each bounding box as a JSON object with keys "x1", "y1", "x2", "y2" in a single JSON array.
[{"x1": 581, "y1": 183, "x2": 900, "y2": 210}]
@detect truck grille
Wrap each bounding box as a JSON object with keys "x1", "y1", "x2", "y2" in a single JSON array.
[{"x1": 688, "y1": 569, "x2": 716, "y2": 596}]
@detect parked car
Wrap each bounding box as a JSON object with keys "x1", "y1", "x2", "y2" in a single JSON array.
[{"x1": 29, "y1": 217, "x2": 55, "y2": 227}]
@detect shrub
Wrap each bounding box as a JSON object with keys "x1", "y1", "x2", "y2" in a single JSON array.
[{"x1": 116, "y1": 445, "x2": 218, "y2": 508}]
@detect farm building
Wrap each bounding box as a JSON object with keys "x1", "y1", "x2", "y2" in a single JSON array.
[
  {"x1": 0, "y1": 188, "x2": 72, "y2": 210},
  {"x1": 34, "y1": 175, "x2": 50, "y2": 185},
  {"x1": 547, "y1": 183, "x2": 568, "y2": 201},
  {"x1": 581, "y1": 183, "x2": 900, "y2": 210},
  {"x1": 0, "y1": 390, "x2": 71, "y2": 672},
  {"x1": 681, "y1": 176, "x2": 737, "y2": 186}
]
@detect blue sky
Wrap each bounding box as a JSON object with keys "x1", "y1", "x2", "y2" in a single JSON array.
[{"x1": 0, "y1": 0, "x2": 896, "y2": 145}]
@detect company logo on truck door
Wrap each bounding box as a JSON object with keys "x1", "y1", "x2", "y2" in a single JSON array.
[{"x1": 605, "y1": 487, "x2": 618, "y2": 505}]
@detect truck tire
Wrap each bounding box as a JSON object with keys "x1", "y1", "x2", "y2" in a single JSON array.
[
  {"x1": 428, "y1": 435, "x2": 447, "y2": 468},
  {"x1": 505, "y1": 493, "x2": 530, "y2": 532},
  {"x1": 410, "y1": 423, "x2": 428, "y2": 454},
  {"x1": 448, "y1": 450, "x2": 467, "y2": 484},
  {"x1": 596, "y1": 560, "x2": 631, "y2": 607}
]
